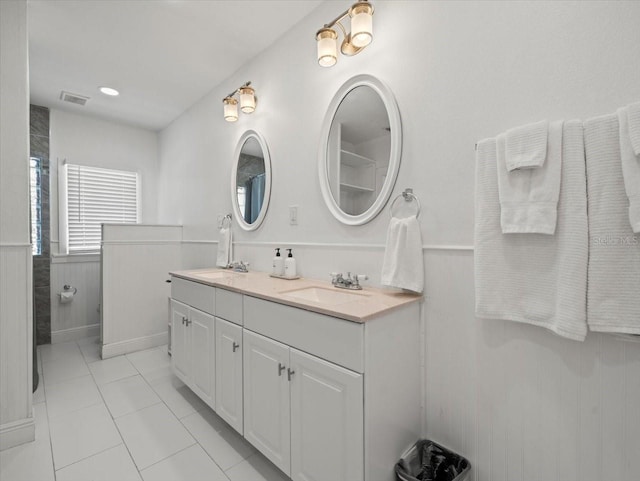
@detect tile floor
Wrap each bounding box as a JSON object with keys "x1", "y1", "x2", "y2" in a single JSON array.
[{"x1": 0, "y1": 337, "x2": 289, "y2": 481}]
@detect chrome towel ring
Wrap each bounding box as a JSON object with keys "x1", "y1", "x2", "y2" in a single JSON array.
[{"x1": 390, "y1": 188, "x2": 421, "y2": 219}]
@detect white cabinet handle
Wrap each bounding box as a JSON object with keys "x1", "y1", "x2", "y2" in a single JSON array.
[
  {"x1": 232, "y1": 342, "x2": 240, "y2": 352},
  {"x1": 287, "y1": 368, "x2": 295, "y2": 381},
  {"x1": 278, "y1": 363, "x2": 286, "y2": 376}
]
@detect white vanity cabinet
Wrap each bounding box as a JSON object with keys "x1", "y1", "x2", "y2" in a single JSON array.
[
  {"x1": 215, "y1": 317, "x2": 243, "y2": 434},
  {"x1": 170, "y1": 273, "x2": 421, "y2": 481},
  {"x1": 243, "y1": 329, "x2": 363, "y2": 480},
  {"x1": 170, "y1": 301, "x2": 215, "y2": 407}
]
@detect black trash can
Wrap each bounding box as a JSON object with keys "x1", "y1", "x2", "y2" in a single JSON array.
[{"x1": 395, "y1": 439, "x2": 470, "y2": 481}]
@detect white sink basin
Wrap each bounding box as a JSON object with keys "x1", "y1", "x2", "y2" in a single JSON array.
[
  {"x1": 281, "y1": 286, "x2": 369, "y2": 305},
  {"x1": 197, "y1": 271, "x2": 237, "y2": 280}
]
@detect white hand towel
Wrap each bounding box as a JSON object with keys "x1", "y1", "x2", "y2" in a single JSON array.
[
  {"x1": 474, "y1": 120, "x2": 588, "y2": 341},
  {"x1": 216, "y1": 226, "x2": 232, "y2": 268},
  {"x1": 627, "y1": 101, "x2": 640, "y2": 155},
  {"x1": 584, "y1": 113, "x2": 640, "y2": 335},
  {"x1": 496, "y1": 120, "x2": 563, "y2": 234},
  {"x1": 381, "y1": 216, "x2": 424, "y2": 294},
  {"x1": 505, "y1": 119, "x2": 549, "y2": 171},
  {"x1": 618, "y1": 107, "x2": 640, "y2": 233}
]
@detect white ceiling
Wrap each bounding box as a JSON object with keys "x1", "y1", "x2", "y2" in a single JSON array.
[{"x1": 28, "y1": 0, "x2": 323, "y2": 131}]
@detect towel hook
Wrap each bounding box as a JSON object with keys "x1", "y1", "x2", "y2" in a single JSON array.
[
  {"x1": 390, "y1": 188, "x2": 421, "y2": 219},
  {"x1": 222, "y1": 214, "x2": 232, "y2": 228}
]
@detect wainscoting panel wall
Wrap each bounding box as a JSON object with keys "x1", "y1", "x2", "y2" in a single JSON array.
[
  {"x1": 423, "y1": 250, "x2": 640, "y2": 481},
  {"x1": 50, "y1": 256, "x2": 100, "y2": 343},
  {"x1": 101, "y1": 224, "x2": 182, "y2": 358}
]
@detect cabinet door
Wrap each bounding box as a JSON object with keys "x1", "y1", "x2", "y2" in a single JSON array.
[
  {"x1": 290, "y1": 349, "x2": 364, "y2": 481},
  {"x1": 170, "y1": 300, "x2": 190, "y2": 384},
  {"x1": 189, "y1": 307, "x2": 215, "y2": 409},
  {"x1": 243, "y1": 330, "x2": 291, "y2": 476},
  {"x1": 215, "y1": 318, "x2": 243, "y2": 434}
]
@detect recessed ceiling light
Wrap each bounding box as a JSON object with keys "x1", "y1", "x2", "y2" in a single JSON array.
[{"x1": 99, "y1": 86, "x2": 119, "y2": 96}]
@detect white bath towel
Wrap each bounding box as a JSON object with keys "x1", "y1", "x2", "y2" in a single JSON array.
[
  {"x1": 474, "y1": 120, "x2": 588, "y2": 341},
  {"x1": 618, "y1": 107, "x2": 640, "y2": 233},
  {"x1": 627, "y1": 101, "x2": 640, "y2": 155},
  {"x1": 381, "y1": 216, "x2": 424, "y2": 294},
  {"x1": 584, "y1": 113, "x2": 640, "y2": 335},
  {"x1": 505, "y1": 119, "x2": 549, "y2": 171},
  {"x1": 216, "y1": 226, "x2": 233, "y2": 268},
  {"x1": 496, "y1": 120, "x2": 563, "y2": 234}
]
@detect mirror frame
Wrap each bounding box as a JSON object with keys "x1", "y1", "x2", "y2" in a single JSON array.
[
  {"x1": 230, "y1": 130, "x2": 272, "y2": 231},
  {"x1": 318, "y1": 74, "x2": 402, "y2": 225}
]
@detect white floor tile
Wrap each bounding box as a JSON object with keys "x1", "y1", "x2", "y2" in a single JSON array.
[
  {"x1": 225, "y1": 453, "x2": 289, "y2": 481},
  {"x1": 0, "y1": 404, "x2": 54, "y2": 481},
  {"x1": 78, "y1": 338, "x2": 101, "y2": 363},
  {"x1": 39, "y1": 341, "x2": 83, "y2": 364},
  {"x1": 49, "y1": 403, "x2": 122, "y2": 469},
  {"x1": 126, "y1": 346, "x2": 170, "y2": 375},
  {"x1": 88, "y1": 355, "x2": 138, "y2": 385},
  {"x1": 115, "y1": 402, "x2": 195, "y2": 470},
  {"x1": 141, "y1": 364, "x2": 175, "y2": 386},
  {"x1": 44, "y1": 375, "x2": 102, "y2": 419},
  {"x1": 181, "y1": 410, "x2": 254, "y2": 471},
  {"x1": 55, "y1": 444, "x2": 142, "y2": 481},
  {"x1": 140, "y1": 444, "x2": 227, "y2": 481},
  {"x1": 152, "y1": 377, "x2": 209, "y2": 419},
  {"x1": 76, "y1": 336, "x2": 99, "y2": 347},
  {"x1": 43, "y1": 355, "x2": 90, "y2": 387},
  {"x1": 100, "y1": 375, "x2": 161, "y2": 418}
]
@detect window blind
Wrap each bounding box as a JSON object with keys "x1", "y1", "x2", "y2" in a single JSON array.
[{"x1": 66, "y1": 164, "x2": 139, "y2": 252}]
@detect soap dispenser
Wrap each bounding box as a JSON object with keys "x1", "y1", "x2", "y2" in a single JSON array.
[
  {"x1": 272, "y1": 248, "x2": 284, "y2": 276},
  {"x1": 284, "y1": 248, "x2": 297, "y2": 278}
]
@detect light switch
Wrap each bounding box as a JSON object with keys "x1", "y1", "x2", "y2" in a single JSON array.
[{"x1": 289, "y1": 206, "x2": 298, "y2": 225}]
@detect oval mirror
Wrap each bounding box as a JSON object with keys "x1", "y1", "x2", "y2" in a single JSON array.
[
  {"x1": 231, "y1": 130, "x2": 272, "y2": 231},
  {"x1": 318, "y1": 74, "x2": 402, "y2": 225}
]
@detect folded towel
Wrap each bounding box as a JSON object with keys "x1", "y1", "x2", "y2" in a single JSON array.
[
  {"x1": 627, "y1": 101, "x2": 640, "y2": 155},
  {"x1": 496, "y1": 120, "x2": 563, "y2": 234},
  {"x1": 584, "y1": 113, "x2": 640, "y2": 335},
  {"x1": 618, "y1": 107, "x2": 640, "y2": 233},
  {"x1": 475, "y1": 120, "x2": 588, "y2": 341},
  {"x1": 505, "y1": 119, "x2": 549, "y2": 171},
  {"x1": 381, "y1": 216, "x2": 424, "y2": 293},
  {"x1": 216, "y1": 226, "x2": 232, "y2": 268}
]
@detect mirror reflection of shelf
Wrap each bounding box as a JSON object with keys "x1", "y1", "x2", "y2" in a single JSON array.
[
  {"x1": 340, "y1": 149, "x2": 375, "y2": 194},
  {"x1": 340, "y1": 182, "x2": 375, "y2": 193}
]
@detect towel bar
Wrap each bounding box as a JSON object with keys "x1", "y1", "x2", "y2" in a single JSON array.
[{"x1": 390, "y1": 188, "x2": 421, "y2": 219}]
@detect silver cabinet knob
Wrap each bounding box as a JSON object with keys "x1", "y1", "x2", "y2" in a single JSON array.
[
  {"x1": 287, "y1": 368, "x2": 295, "y2": 381},
  {"x1": 232, "y1": 342, "x2": 240, "y2": 352},
  {"x1": 278, "y1": 363, "x2": 286, "y2": 376}
]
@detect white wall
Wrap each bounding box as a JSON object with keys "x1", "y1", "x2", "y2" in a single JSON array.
[
  {"x1": 48, "y1": 109, "x2": 159, "y2": 339},
  {"x1": 0, "y1": 0, "x2": 34, "y2": 450},
  {"x1": 157, "y1": 1, "x2": 640, "y2": 480}
]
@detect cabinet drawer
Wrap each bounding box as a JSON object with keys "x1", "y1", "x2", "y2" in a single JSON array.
[
  {"x1": 171, "y1": 277, "x2": 215, "y2": 315},
  {"x1": 243, "y1": 296, "x2": 364, "y2": 373},
  {"x1": 216, "y1": 288, "x2": 243, "y2": 325}
]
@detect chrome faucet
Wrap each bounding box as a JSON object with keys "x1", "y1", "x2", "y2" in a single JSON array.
[
  {"x1": 229, "y1": 261, "x2": 250, "y2": 273},
  {"x1": 330, "y1": 272, "x2": 368, "y2": 290}
]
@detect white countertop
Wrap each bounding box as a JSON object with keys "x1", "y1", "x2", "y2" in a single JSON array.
[{"x1": 169, "y1": 268, "x2": 422, "y2": 323}]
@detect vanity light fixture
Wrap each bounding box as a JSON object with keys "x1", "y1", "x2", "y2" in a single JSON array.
[
  {"x1": 223, "y1": 82, "x2": 257, "y2": 122},
  {"x1": 315, "y1": 0, "x2": 374, "y2": 67}
]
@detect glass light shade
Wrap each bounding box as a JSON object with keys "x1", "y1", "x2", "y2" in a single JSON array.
[
  {"x1": 316, "y1": 28, "x2": 338, "y2": 67},
  {"x1": 239, "y1": 86, "x2": 256, "y2": 114},
  {"x1": 223, "y1": 97, "x2": 238, "y2": 122},
  {"x1": 349, "y1": 3, "x2": 373, "y2": 48}
]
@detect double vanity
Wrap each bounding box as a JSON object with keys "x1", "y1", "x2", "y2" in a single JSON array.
[{"x1": 169, "y1": 268, "x2": 422, "y2": 481}]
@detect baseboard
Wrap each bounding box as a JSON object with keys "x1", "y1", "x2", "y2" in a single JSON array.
[
  {"x1": 101, "y1": 332, "x2": 168, "y2": 359},
  {"x1": 51, "y1": 323, "x2": 100, "y2": 344},
  {"x1": 0, "y1": 415, "x2": 35, "y2": 451}
]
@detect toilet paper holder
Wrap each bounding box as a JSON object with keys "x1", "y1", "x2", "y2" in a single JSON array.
[{"x1": 60, "y1": 285, "x2": 78, "y2": 297}]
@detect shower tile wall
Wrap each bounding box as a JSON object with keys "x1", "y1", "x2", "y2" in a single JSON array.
[{"x1": 31, "y1": 104, "x2": 50, "y2": 345}]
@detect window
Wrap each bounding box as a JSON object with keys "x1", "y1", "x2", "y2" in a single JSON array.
[
  {"x1": 30, "y1": 157, "x2": 42, "y2": 256},
  {"x1": 61, "y1": 163, "x2": 139, "y2": 253}
]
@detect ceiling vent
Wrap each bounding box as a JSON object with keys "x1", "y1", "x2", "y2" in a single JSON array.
[{"x1": 59, "y1": 91, "x2": 89, "y2": 106}]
